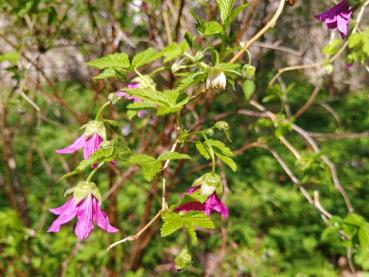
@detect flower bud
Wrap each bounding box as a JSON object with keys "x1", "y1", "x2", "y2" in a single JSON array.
[
  {"x1": 83, "y1": 121, "x2": 107, "y2": 140},
  {"x1": 242, "y1": 64, "x2": 256, "y2": 80},
  {"x1": 206, "y1": 69, "x2": 226, "y2": 92}
]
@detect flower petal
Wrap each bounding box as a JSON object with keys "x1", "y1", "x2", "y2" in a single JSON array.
[
  {"x1": 47, "y1": 198, "x2": 77, "y2": 233},
  {"x1": 75, "y1": 195, "x2": 94, "y2": 240},
  {"x1": 55, "y1": 135, "x2": 86, "y2": 154},
  {"x1": 174, "y1": 202, "x2": 205, "y2": 213},
  {"x1": 83, "y1": 133, "x2": 102, "y2": 160},
  {"x1": 49, "y1": 198, "x2": 75, "y2": 215},
  {"x1": 337, "y1": 12, "x2": 351, "y2": 37},
  {"x1": 92, "y1": 197, "x2": 119, "y2": 233}
]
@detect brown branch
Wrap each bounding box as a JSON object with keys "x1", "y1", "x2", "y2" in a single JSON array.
[
  {"x1": 294, "y1": 79, "x2": 323, "y2": 119},
  {"x1": 247, "y1": 100, "x2": 354, "y2": 213},
  {"x1": 229, "y1": 0, "x2": 286, "y2": 63}
]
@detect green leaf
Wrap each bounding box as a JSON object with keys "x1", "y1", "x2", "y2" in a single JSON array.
[
  {"x1": 216, "y1": 153, "x2": 237, "y2": 172},
  {"x1": 323, "y1": 39, "x2": 341, "y2": 56},
  {"x1": 201, "y1": 21, "x2": 223, "y2": 36},
  {"x1": 87, "y1": 53, "x2": 130, "y2": 69},
  {"x1": 196, "y1": 141, "x2": 211, "y2": 160},
  {"x1": 160, "y1": 211, "x2": 215, "y2": 239},
  {"x1": 128, "y1": 154, "x2": 162, "y2": 181},
  {"x1": 92, "y1": 68, "x2": 117, "y2": 80},
  {"x1": 132, "y1": 48, "x2": 161, "y2": 68},
  {"x1": 225, "y1": 3, "x2": 249, "y2": 25},
  {"x1": 161, "y1": 212, "x2": 185, "y2": 237},
  {"x1": 358, "y1": 224, "x2": 369, "y2": 250},
  {"x1": 161, "y1": 41, "x2": 189, "y2": 63},
  {"x1": 0, "y1": 51, "x2": 20, "y2": 64},
  {"x1": 157, "y1": 152, "x2": 191, "y2": 161},
  {"x1": 344, "y1": 213, "x2": 366, "y2": 227},
  {"x1": 207, "y1": 139, "x2": 234, "y2": 157},
  {"x1": 175, "y1": 248, "x2": 192, "y2": 270},
  {"x1": 216, "y1": 0, "x2": 234, "y2": 23},
  {"x1": 182, "y1": 211, "x2": 216, "y2": 230}
]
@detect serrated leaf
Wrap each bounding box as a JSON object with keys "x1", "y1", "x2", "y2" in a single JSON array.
[
  {"x1": 216, "y1": 153, "x2": 237, "y2": 172},
  {"x1": 196, "y1": 141, "x2": 211, "y2": 160},
  {"x1": 201, "y1": 21, "x2": 223, "y2": 36},
  {"x1": 92, "y1": 68, "x2": 117, "y2": 79},
  {"x1": 127, "y1": 101, "x2": 156, "y2": 110},
  {"x1": 87, "y1": 53, "x2": 130, "y2": 69},
  {"x1": 157, "y1": 152, "x2": 191, "y2": 161},
  {"x1": 128, "y1": 154, "x2": 162, "y2": 181},
  {"x1": 225, "y1": 3, "x2": 249, "y2": 25},
  {"x1": 132, "y1": 47, "x2": 161, "y2": 68},
  {"x1": 161, "y1": 212, "x2": 185, "y2": 237},
  {"x1": 216, "y1": 0, "x2": 234, "y2": 23},
  {"x1": 207, "y1": 139, "x2": 234, "y2": 157},
  {"x1": 182, "y1": 211, "x2": 216, "y2": 229},
  {"x1": 161, "y1": 41, "x2": 189, "y2": 63}
]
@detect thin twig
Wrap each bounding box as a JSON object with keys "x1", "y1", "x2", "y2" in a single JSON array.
[
  {"x1": 294, "y1": 79, "x2": 323, "y2": 119},
  {"x1": 107, "y1": 210, "x2": 162, "y2": 251},
  {"x1": 229, "y1": 0, "x2": 286, "y2": 63},
  {"x1": 248, "y1": 100, "x2": 354, "y2": 213}
]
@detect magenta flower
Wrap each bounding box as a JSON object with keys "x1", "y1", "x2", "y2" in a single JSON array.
[
  {"x1": 48, "y1": 194, "x2": 118, "y2": 240},
  {"x1": 175, "y1": 186, "x2": 229, "y2": 218},
  {"x1": 315, "y1": 0, "x2": 353, "y2": 38},
  {"x1": 56, "y1": 132, "x2": 103, "y2": 160},
  {"x1": 117, "y1": 82, "x2": 146, "y2": 117}
]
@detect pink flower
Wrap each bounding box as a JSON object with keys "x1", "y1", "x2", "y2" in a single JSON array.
[
  {"x1": 315, "y1": 0, "x2": 353, "y2": 38},
  {"x1": 56, "y1": 133, "x2": 103, "y2": 160},
  {"x1": 117, "y1": 82, "x2": 146, "y2": 117},
  {"x1": 175, "y1": 186, "x2": 229, "y2": 218},
  {"x1": 47, "y1": 195, "x2": 118, "y2": 240}
]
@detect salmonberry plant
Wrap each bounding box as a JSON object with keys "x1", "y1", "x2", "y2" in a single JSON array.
[{"x1": 1, "y1": 0, "x2": 369, "y2": 274}]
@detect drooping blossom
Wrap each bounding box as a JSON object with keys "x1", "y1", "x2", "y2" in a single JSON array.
[
  {"x1": 48, "y1": 194, "x2": 118, "y2": 240},
  {"x1": 117, "y1": 82, "x2": 146, "y2": 117},
  {"x1": 175, "y1": 186, "x2": 229, "y2": 218},
  {"x1": 56, "y1": 132, "x2": 103, "y2": 160},
  {"x1": 315, "y1": 0, "x2": 353, "y2": 38},
  {"x1": 206, "y1": 69, "x2": 227, "y2": 93}
]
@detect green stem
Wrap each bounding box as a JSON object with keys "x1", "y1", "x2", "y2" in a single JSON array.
[
  {"x1": 95, "y1": 101, "x2": 110, "y2": 120},
  {"x1": 86, "y1": 162, "x2": 104, "y2": 182},
  {"x1": 202, "y1": 134, "x2": 216, "y2": 173},
  {"x1": 134, "y1": 69, "x2": 155, "y2": 90}
]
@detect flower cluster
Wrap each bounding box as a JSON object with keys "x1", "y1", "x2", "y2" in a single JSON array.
[{"x1": 48, "y1": 182, "x2": 118, "y2": 240}]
